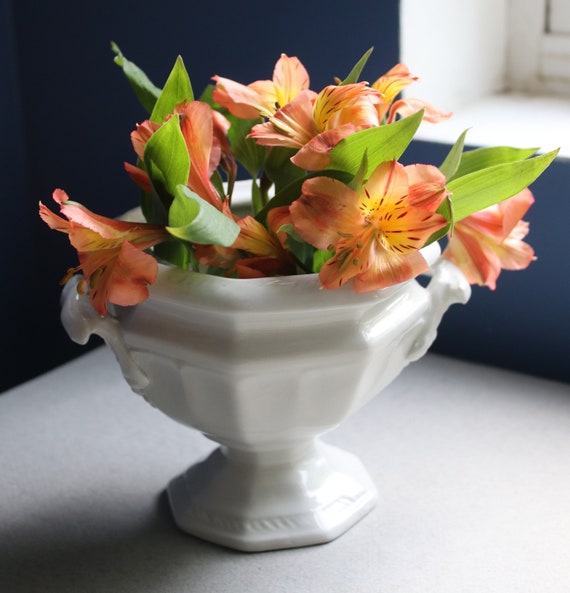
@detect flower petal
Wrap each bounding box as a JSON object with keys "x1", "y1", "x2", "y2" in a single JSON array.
[
  {"x1": 442, "y1": 190, "x2": 536, "y2": 289},
  {"x1": 388, "y1": 98, "x2": 452, "y2": 124},
  {"x1": 291, "y1": 176, "x2": 362, "y2": 250},
  {"x1": 271, "y1": 53, "x2": 311, "y2": 109},
  {"x1": 80, "y1": 240, "x2": 158, "y2": 314},
  {"x1": 363, "y1": 161, "x2": 409, "y2": 209},
  {"x1": 404, "y1": 163, "x2": 450, "y2": 211},
  {"x1": 212, "y1": 75, "x2": 266, "y2": 119},
  {"x1": 39, "y1": 201, "x2": 70, "y2": 233},
  {"x1": 372, "y1": 64, "x2": 418, "y2": 104},
  {"x1": 178, "y1": 101, "x2": 224, "y2": 208},
  {"x1": 354, "y1": 247, "x2": 428, "y2": 291},
  {"x1": 291, "y1": 124, "x2": 357, "y2": 170},
  {"x1": 249, "y1": 90, "x2": 317, "y2": 149},
  {"x1": 444, "y1": 226, "x2": 502, "y2": 289},
  {"x1": 124, "y1": 162, "x2": 152, "y2": 194},
  {"x1": 130, "y1": 120, "x2": 161, "y2": 160}
]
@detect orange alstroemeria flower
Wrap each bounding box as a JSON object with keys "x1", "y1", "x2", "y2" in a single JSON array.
[
  {"x1": 249, "y1": 82, "x2": 383, "y2": 170},
  {"x1": 213, "y1": 54, "x2": 311, "y2": 119},
  {"x1": 125, "y1": 101, "x2": 234, "y2": 210},
  {"x1": 233, "y1": 207, "x2": 297, "y2": 278},
  {"x1": 177, "y1": 101, "x2": 234, "y2": 208},
  {"x1": 442, "y1": 189, "x2": 536, "y2": 289},
  {"x1": 39, "y1": 189, "x2": 170, "y2": 315},
  {"x1": 290, "y1": 161, "x2": 449, "y2": 291},
  {"x1": 372, "y1": 63, "x2": 451, "y2": 124},
  {"x1": 372, "y1": 63, "x2": 418, "y2": 115},
  {"x1": 130, "y1": 119, "x2": 161, "y2": 161}
]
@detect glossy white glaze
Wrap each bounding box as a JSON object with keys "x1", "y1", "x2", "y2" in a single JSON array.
[{"x1": 61, "y1": 243, "x2": 470, "y2": 551}]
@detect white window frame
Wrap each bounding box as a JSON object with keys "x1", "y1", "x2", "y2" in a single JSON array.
[
  {"x1": 400, "y1": 0, "x2": 570, "y2": 157},
  {"x1": 509, "y1": 0, "x2": 570, "y2": 95},
  {"x1": 549, "y1": 0, "x2": 570, "y2": 32}
]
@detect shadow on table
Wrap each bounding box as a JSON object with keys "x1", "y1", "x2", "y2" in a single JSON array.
[{"x1": 0, "y1": 490, "x2": 249, "y2": 593}]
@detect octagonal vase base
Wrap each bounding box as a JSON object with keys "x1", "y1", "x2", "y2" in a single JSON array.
[{"x1": 167, "y1": 440, "x2": 378, "y2": 552}]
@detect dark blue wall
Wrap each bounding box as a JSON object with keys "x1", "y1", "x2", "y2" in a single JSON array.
[{"x1": 1, "y1": 0, "x2": 37, "y2": 391}]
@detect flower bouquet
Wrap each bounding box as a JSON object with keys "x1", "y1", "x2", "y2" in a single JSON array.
[
  {"x1": 40, "y1": 46, "x2": 557, "y2": 313},
  {"x1": 40, "y1": 46, "x2": 558, "y2": 551}
]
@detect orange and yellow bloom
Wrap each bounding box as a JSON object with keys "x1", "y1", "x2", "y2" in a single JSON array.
[
  {"x1": 213, "y1": 53, "x2": 311, "y2": 119},
  {"x1": 249, "y1": 82, "x2": 382, "y2": 170},
  {"x1": 372, "y1": 63, "x2": 451, "y2": 124},
  {"x1": 442, "y1": 189, "x2": 536, "y2": 289},
  {"x1": 290, "y1": 161, "x2": 449, "y2": 291},
  {"x1": 214, "y1": 55, "x2": 434, "y2": 171},
  {"x1": 39, "y1": 189, "x2": 170, "y2": 315}
]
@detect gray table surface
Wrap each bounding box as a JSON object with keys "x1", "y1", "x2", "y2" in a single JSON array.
[{"x1": 1, "y1": 346, "x2": 569, "y2": 593}]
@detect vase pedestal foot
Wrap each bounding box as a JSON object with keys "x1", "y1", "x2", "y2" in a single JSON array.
[{"x1": 167, "y1": 440, "x2": 378, "y2": 552}]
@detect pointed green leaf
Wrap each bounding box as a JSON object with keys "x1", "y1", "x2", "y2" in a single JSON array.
[
  {"x1": 446, "y1": 149, "x2": 559, "y2": 222},
  {"x1": 167, "y1": 185, "x2": 240, "y2": 246},
  {"x1": 111, "y1": 42, "x2": 161, "y2": 114},
  {"x1": 340, "y1": 47, "x2": 374, "y2": 85},
  {"x1": 450, "y1": 145, "x2": 540, "y2": 181},
  {"x1": 439, "y1": 129, "x2": 470, "y2": 179},
  {"x1": 143, "y1": 116, "x2": 190, "y2": 214},
  {"x1": 150, "y1": 56, "x2": 194, "y2": 123},
  {"x1": 327, "y1": 109, "x2": 424, "y2": 176}
]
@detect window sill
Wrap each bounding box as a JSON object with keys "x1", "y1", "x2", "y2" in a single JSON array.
[{"x1": 412, "y1": 93, "x2": 570, "y2": 159}]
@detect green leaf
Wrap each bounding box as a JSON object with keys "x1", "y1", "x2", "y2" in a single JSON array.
[
  {"x1": 209, "y1": 170, "x2": 226, "y2": 201},
  {"x1": 277, "y1": 224, "x2": 315, "y2": 273},
  {"x1": 111, "y1": 42, "x2": 161, "y2": 114},
  {"x1": 167, "y1": 185, "x2": 240, "y2": 246},
  {"x1": 450, "y1": 145, "x2": 540, "y2": 181},
  {"x1": 150, "y1": 56, "x2": 194, "y2": 123},
  {"x1": 264, "y1": 146, "x2": 305, "y2": 193},
  {"x1": 143, "y1": 116, "x2": 190, "y2": 219},
  {"x1": 198, "y1": 83, "x2": 216, "y2": 105},
  {"x1": 446, "y1": 149, "x2": 559, "y2": 222},
  {"x1": 439, "y1": 129, "x2": 470, "y2": 179},
  {"x1": 250, "y1": 181, "x2": 264, "y2": 216},
  {"x1": 427, "y1": 196, "x2": 454, "y2": 246},
  {"x1": 153, "y1": 240, "x2": 192, "y2": 270},
  {"x1": 312, "y1": 249, "x2": 333, "y2": 273},
  {"x1": 227, "y1": 116, "x2": 266, "y2": 177},
  {"x1": 349, "y1": 150, "x2": 369, "y2": 191},
  {"x1": 327, "y1": 110, "x2": 424, "y2": 176},
  {"x1": 340, "y1": 47, "x2": 374, "y2": 85}
]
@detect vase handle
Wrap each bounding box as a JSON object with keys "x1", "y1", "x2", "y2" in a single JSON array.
[
  {"x1": 407, "y1": 258, "x2": 471, "y2": 362},
  {"x1": 60, "y1": 276, "x2": 149, "y2": 393}
]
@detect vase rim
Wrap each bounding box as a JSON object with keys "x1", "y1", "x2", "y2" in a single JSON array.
[{"x1": 137, "y1": 242, "x2": 442, "y2": 314}]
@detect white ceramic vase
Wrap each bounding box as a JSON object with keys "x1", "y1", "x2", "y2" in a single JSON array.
[{"x1": 61, "y1": 242, "x2": 470, "y2": 552}]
